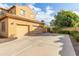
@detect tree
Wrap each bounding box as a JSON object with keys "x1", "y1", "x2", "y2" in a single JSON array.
[
  {"x1": 41, "y1": 20, "x2": 49, "y2": 32},
  {"x1": 50, "y1": 20, "x2": 55, "y2": 26},
  {"x1": 41, "y1": 20, "x2": 45, "y2": 25},
  {"x1": 51, "y1": 10, "x2": 79, "y2": 27}
]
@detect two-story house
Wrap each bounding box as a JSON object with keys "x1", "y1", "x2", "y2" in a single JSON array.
[{"x1": 0, "y1": 5, "x2": 43, "y2": 38}]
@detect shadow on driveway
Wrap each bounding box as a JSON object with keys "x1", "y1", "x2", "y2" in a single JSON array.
[
  {"x1": 0, "y1": 36, "x2": 16, "y2": 43},
  {"x1": 54, "y1": 35, "x2": 76, "y2": 56}
]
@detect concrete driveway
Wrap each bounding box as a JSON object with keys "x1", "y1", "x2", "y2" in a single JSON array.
[{"x1": 0, "y1": 33, "x2": 76, "y2": 56}]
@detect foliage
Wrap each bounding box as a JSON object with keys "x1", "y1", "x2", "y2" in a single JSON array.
[
  {"x1": 41, "y1": 20, "x2": 45, "y2": 25},
  {"x1": 74, "y1": 22, "x2": 79, "y2": 27},
  {"x1": 58, "y1": 30, "x2": 71, "y2": 34},
  {"x1": 58, "y1": 30, "x2": 79, "y2": 42},
  {"x1": 51, "y1": 27, "x2": 79, "y2": 42},
  {"x1": 70, "y1": 31, "x2": 79, "y2": 42},
  {"x1": 50, "y1": 10, "x2": 79, "y2": 27},
  {"x1": 50, "y1": 20, "x2": 55, "y2": 27},
  {"x1": 43, "y1": 25, "x2": 49, "y2": 29},
  {"x1": 52, "y1": 27, "x2": 70, "y2": 34},
  {"x1": 51, "y1": 27, "x2": 61, "y2": 33}
]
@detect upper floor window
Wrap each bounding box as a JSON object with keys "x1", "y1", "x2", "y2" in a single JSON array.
[
  {"x1": 0, "y1": 10, "x2": 6, "y2": 15},
  {"x1": 20, "y1": 9, "x2": 26, "y2": 15},
  {"x1": 9, "y1": 10, "x2": 15, "y2": 15}
]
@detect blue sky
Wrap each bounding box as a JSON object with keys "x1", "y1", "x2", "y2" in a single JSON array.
[{"x1": 0, "y1": 3, "x2": 79, "y2": 25}]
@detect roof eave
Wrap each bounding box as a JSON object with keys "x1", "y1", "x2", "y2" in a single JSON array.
[{"x1": 0, "y1": 13, "x2": 43, "y2": 24}]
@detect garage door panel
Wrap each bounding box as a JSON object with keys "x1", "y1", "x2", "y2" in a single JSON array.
[{"x1": 16, "y1": 25, "x2": 29, "y2": 37}]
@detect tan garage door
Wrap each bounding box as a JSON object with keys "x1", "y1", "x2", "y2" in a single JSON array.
[{"x1": 16, "y1": 24, "x2": 29, "y2": 37}]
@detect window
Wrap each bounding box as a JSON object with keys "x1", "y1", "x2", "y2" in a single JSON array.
[
  {"x1": 20, "y1": 9, "x2": 26, "y2": 15},
  {"x1": 9, "y1": 11, "x2": 15, "y2": 15},
  {"x1": 2, "y1": 22, "x2": 5, "y2": 32},
  {"x1": 0, "y1": 11, "x2": 6, "y2": 15}
]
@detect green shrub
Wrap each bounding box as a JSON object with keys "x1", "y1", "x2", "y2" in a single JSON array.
[
  {"x1": 58, "y1": 30, "x2": 71, "y2": 34},
  {"x1": 52, "y1": 27, "x2": 79, "y2": 42},
  {"x1": 70, "y1": 31, "x2": 79, "y2": 42},
  {"x1": 58, "y1": 30, "x2": 79, "y2": 42},
  {"x1": 52, "y1": 27, "x2": 71, "y2": 34},
  {"x1": 52, "y1": 27, "x2": 61, "y2": 33}
]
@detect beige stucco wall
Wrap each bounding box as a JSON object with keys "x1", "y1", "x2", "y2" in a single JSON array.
[
  {"x1": 7, "y1": 18, "x2": 16, "y2": 37},
  {"x1": 15, "y1": 6, "x2": 36, "y2": 20},
  {"x1": 8, "y1": 18, "x2": 42, "y2": 38},
  {"x1": 8, "y1": 6, "x2": 36, "y2": 20},
  {"x1": 0, "y1": 6, "x2": 42, "y2": 38}
]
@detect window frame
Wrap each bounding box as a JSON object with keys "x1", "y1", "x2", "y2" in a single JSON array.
[
  {"x1": 20, "y1": 9, "x2": 26, "y2": 15},
  {"x1": 1, "y1": 22, "x2": 5, "y2": 32}
]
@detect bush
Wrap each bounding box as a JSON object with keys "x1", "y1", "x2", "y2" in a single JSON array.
[
  {"x1": 58, "y1": 30, "x2": 71, "y2": 34},
  {"x1": 52, "y1": 27, "x2": 61, "y2": 33},
  {"x1": 59, "y1": 30, "x2": 79, "y2": 42},
  {"x1": 52, "y1": 27, "x2": 79, "y2": 42},
  {"x1": 58, "y1": 30, "x2": 79, "y2": 42},
  {"x1": 51, "y1": 27, "x2": 71, "y2": 34},
  {"x1": 70, "y1": 31, "x2": 79, "y2": 42}
]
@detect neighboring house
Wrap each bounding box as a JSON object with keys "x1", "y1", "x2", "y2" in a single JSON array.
[{"x1": 0, "y1": 5, "x2": 43, "y2": 38}]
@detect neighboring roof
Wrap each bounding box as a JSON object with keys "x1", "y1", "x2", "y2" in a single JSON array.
[
  {"x1": 0, "y1": 13, "x2": 43, "y2": 24},
  {"x1": 0, "y1": 5, "x2": 16, "y2": 11},
  {"x1": 0, "y1": 5, "x2": 15, "y2": 11},
  {"x1": 0, "y1": 8, "x2": 8, "y2": 11},
  {"x1": 0, "y1": 5, "x2": 33, "y2": 11},
  {"x1": 0, "y1": 5, "x2": 42, "y2": 24},
  {"x1": 7, "y1": 6, "x2": 15, "y2": 11}
]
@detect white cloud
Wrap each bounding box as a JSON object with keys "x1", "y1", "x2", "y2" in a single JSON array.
[
  {"x1": 73, "y1": 11, "x2": 79, "y2": 16},
  {"x1": 28, "y1": 3, "x2": 42, "y2": 15},
  {"x1": 36, "y1": 6, "x2": 55, "y2": 25},
  {"x1": 46, "y1": 6, "x2": 54, "y2": 15},
  {"x1": 28, "y1": 4, "x2": 55, "y2": 25},
  {"x1": 0, "y1": 3, "x2": 10, "y2": 9},
  {"x1": 29, "y1": 5, "x2": 41, "y2": 12}
]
